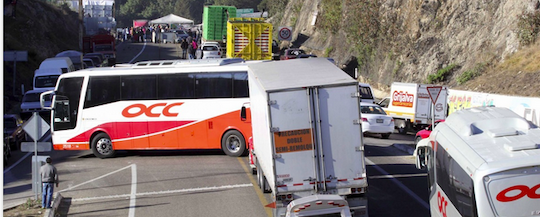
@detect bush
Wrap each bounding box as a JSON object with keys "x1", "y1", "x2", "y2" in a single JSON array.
[
  {"x1": 516, "y1": 10, "x2": 540, "y2": 46},
  {"x1": 426, "y1": 64, "x2": 458, "y2": 84},
  {"x1": 456, "y1": 63, "x2": 486, "y2": 85}
]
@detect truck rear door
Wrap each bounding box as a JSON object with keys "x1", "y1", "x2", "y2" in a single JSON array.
[
  {"x1": 315, "y1": 85, "x2": 366, "y2": 192},
  {"x1": 269, "y1": 89, "x2": 318, "y2": 193}
]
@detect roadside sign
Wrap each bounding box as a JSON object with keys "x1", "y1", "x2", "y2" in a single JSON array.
[
  {"x1": 427, "y1": 86, "x2": 442, "y2": 105},
  {"x1": 278, "y1": 26, "x2": 292, "y2": 41},
  {"x1": 4, "y1": 50, "x2": 28, "y2": 61},
  {"x1": 21, "y1": 142, "x2": 52, "y2": 152},
  {"x1": 22, "y1": 113, "x2": 50, "y2": 141}
]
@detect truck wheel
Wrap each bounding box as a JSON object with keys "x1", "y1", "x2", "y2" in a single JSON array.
[
  {"x1": 256, "y1": 161, "x2": 271, "y2": 193},
  {"x1": 91, "y1": 133, "x2": 115, "y2": 159},
  {"x1": 397, "y1": 120, "x2": 409, "y2": 135},
  {"x1": 221, "y1": 130, "x2": 246, "y2": 157}
]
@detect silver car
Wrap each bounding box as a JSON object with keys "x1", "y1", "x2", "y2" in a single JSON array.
[{"x1": 201, "y1": 43, "x2": 222, "y2": 59}]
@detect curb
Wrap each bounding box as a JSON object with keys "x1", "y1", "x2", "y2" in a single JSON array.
[
  {"x1": 392, "y1": 143, "x2": 415, "y2": 155},
  {"x1": 44, "y1": 193, "x2": 63, "y2": 217}
]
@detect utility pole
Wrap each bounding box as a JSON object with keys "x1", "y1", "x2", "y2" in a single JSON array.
[{"x1": 79, "y1": 0, "x2": 83, "y2": 66}]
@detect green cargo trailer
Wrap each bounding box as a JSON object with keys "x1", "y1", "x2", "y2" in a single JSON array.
[{"x1": 203, "y1": 6, "x2": 236, "y2": 41}]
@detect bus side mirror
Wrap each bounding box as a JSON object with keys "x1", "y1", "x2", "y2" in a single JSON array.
[
  {"x1": 415, "y1": 138, "x2": 431, "y2": 170},
  {"x1": 415, "y1": 147, "x2": 427, "y2": 170},
  {"x1": 40, "y1": 90, "x2": 55, "y2": 110},
  {"x1": 240, "y1": 106, "x2": 246, "y2": 121}
]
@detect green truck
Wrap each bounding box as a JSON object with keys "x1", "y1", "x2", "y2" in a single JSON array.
[{"x1": 202, "y1": 5, "x2": 236, "y2": 43}]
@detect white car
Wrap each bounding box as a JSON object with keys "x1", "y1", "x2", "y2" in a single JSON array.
[
  {"x1": 360, "y1": 102, "x2": 394, "y2": 139},
  {"x1": 201, "y1": 43, "x2": 222, "y2": 59},
  {"x1": 20, "y1": 90, "x2": 52, "y2": 113}
]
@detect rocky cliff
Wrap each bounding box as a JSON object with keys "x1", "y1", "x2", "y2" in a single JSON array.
[{"x1": 271, "y1": 0, "x2": 540, "y2": 97}]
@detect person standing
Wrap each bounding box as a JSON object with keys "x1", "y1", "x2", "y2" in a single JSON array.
[
  {"x1": 187, "y1": 39, "x2": 195, "y2": 59},
  {"x1": 40, "y1": 157, "x2": 58, "y2": 209},
  {"x1": 180, "y1": 39, "x2": 189, "y2": 59}
]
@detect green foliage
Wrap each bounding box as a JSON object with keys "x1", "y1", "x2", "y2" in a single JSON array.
[
  {"x1": 343, "y1": 0, "x2": 380, "y2": 68},
  {"x1": 516, "y1": 10, "x2": 540, "y2": 46},
  {"x1": 456, "y1": 63, "x2": 486, "y2": 85},
  {"x1": 317, "y1": 0, "x2": 342, "y2": 33},
  {"x1": 393, "y1": 60, "x2": 403, "y2": 76},
  {"x1": 324, "y1": 47, "x2": 333, "y2": 57},
  {"x1": 426, "y1": 64, "x2": 458, "y2": 84}
]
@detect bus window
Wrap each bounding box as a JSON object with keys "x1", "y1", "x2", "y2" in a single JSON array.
[
  {"x1": 233, "y1": 72, "x2": 248, "y2": 98},
  {"x1": 84, "y1": 76, "x2": 121, "y2": 108},
  {"x1": 436, "y1": 142, "x2": 476, "y2": 217},
  {"x1": 157, "y1": 73, "x2": 195, "y2": 99},
  {"x1": 121, "y1": 75, "x2": 157, "y2": 100},
  {"x1": 54, "y1": 77, "x2": 84, "y2": 131},
  {"x1": 195, "y1": 73, "x2": 232, "y2": 98}
]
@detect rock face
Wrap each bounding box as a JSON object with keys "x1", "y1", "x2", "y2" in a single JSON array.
[{"x1": 274, "y1": 0, "x2": 540, "y2": 92}]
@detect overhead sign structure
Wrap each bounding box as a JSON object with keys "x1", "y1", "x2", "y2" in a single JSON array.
[
  {"x1": 427, "y1": 86, "x2": 443, "y2": 105},
  {"x1": 278, "y1": 26, "x2": 292, "y2": 41},
  {"x1": 22, "y1": 113, "x2": 50, "y2": 141}
]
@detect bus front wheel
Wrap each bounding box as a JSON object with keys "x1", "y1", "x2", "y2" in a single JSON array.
[
  {"x1": 91, "y1": 133, "x2": 116, "y2": 159},
  {"x1": 221, "y1": 130, "x2": 246, "y2": 157}
]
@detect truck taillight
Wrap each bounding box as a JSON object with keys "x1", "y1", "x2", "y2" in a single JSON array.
[
  {"x1": 362, "y1": 118, "x2": 368, "y2": 122},
  {"x1": 351, "y1": 187, "x2": 367, "y2": 194},
  {"x1": 278, "y1": 193, "x2": 293, "y2": 201}
]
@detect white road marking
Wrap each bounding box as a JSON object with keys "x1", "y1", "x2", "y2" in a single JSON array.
[
  {"x1": 129, "y1": 164, "x2": 137, "y2": 217},
  {"x1": 59, "y1": 164, "x2": 134, "y2": 193},
  {"x1": 128, "y1": 41, "x2": 147, "y2": 64},
  {"x1": 365, "y1": 158, "x2": 429, "y2": 209},
  {"x1": 71, "y1": 183, "x2": 253, "y2": 202}
]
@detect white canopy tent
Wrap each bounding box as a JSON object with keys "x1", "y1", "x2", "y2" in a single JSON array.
[{"x1": 149, "y1": 14, "x2": 194, "y2": 26}]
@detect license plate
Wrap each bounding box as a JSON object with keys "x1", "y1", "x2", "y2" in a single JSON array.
[{"x1": 376, "y1": 119, "x2": 383, "y2": 123}]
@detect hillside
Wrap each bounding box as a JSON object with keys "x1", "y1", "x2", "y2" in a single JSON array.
[
  {"x1": 3, "y1": 1, "x2": 540, "y2": 114},
  {"x1": 3, "y1": 1, "x2": 79, "y2": 113},
  {"x1": 268, "y1": 0, "x2": 540, "y2": 98}
]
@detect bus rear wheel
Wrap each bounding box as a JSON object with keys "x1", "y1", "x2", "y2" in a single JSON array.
[
  {"x1": 91, "y1": 133, "x2": 115, "y2": 159},
  {"x1": 221, "y1": 130, "x2": 246, "y2": 157}
]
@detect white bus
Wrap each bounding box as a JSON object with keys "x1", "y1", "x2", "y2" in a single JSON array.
[
  {"x1": 41, "y1": 58, "x2": 253, "y2": 158},
  {"x1": 415, "y1": 107, "x2": 540, "y2": 217}
]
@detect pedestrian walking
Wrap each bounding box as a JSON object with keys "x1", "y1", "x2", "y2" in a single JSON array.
[
  {"x1": 40, "y1": 157, "x2": 58, "y2": 209},
  {"x1": 180, "y1": 39, "x2": 189, "y2": 59}
]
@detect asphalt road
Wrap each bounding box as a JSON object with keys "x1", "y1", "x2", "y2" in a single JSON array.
[{"x1": 3, "y1": 40, "x2": 431, "y2": 217}]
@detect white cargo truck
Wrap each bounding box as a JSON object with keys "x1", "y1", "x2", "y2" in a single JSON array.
[
  {"x1": 415, "y1": 107, "x2": 540, "y2": 217},
  {"x1": 246, "y1": 58, "x2": 368, "y2": 217},
  {"x1": 379, "y1": 82, "x2": 448, "y2": 134}
]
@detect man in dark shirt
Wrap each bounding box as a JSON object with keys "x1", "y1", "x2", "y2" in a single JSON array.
[{"x1": 40, "y1": 157, "x2": 58, "y2": 209}]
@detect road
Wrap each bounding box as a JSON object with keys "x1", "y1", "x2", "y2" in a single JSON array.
[{"x1": 3, "y1": 40, "x2": 430, "y2": 217}]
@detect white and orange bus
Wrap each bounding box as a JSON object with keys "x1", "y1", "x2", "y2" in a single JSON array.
[{"x1": 40, "y1": 58, "x2": 252, "y2": 158}]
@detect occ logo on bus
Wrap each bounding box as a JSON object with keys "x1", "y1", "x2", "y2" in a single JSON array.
[
  {"x1": 437, "y1": 191, "x2": 448, "y2": 217},
  {"x1": 122, "y1": 103, "x2": 184, "y2": 118},
  {"x1": 496, "y1": 184, "x2": 540, "y2": 202}
]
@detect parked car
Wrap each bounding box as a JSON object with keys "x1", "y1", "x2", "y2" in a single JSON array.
[
  {"x1": 280, "y1": 48, "x2": 306, "y2": 60},
  {"x1": 83, "y1": 55, "x2": 102, "y2": 67},
  {"x1": 360, "y1": 102, "x2": 394, "y2": 139},
  {"x1": 85, "y1": 53, "x2": 107, "y2": 67},
  {"x1": 4, "y1": 114, "x2": 26, "y2": 150},
  {"x1": 20, "y1": 90, "x2": 52, "y2": 114},
  {"x1": 414, "y1": 120, "x2": 445, "y2": 144},
  {"x1": 200, "y1": 42, "x2": 222, "y2": 59},
  {"x1": 83, "y1": 58, "x2": 96, "y2": 68},
  {"x1": 174, "y1": 30, "x2": 190, "y2": 43}
]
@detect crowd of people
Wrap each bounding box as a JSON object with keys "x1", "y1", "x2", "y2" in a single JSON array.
[{"x1": 117, "y1": 24, "x2": 204, "y2": 60}]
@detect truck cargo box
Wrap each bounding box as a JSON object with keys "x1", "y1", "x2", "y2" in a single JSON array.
[
  {"x1": 226, "y1": 18, "x2": 273, "y2": 60},
  {"x1": 203, "y1": 6, "x2": 236, "y2": 41},
  {"x1": 247, "y1": 58, "x2": 368, "y2": 217}
]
